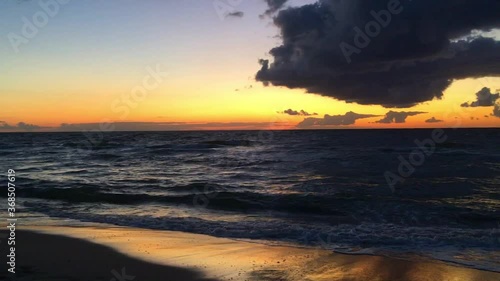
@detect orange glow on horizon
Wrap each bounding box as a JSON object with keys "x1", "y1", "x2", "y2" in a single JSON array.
[{"x1": 1, "y1": 77, "x2": 499, "y2": 131}]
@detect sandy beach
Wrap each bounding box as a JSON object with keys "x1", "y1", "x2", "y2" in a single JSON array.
[{"x1": 1, "y1": 226, "x2": 498, "y2": 281}]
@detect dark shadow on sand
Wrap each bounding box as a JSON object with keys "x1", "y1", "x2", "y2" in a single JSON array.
[{"x1": 0, "y1": 230, "x2": 218, "y2": 281}]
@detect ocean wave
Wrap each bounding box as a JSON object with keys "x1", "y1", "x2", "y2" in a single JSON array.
[
  {"x1": 21, "y1": 203, "x2": 500, "y2": 272},
  {"x1": 13, "y1": 186, "x2": 351, "y2": 215},
  {"x1": 2, "y1": 129, "x2": 500, "y2": 272},
  {"x1": 12, "y1": 185, "x2": 500, "y2": 229}
]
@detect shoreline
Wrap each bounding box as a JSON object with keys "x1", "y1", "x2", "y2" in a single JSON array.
[{"x1": 1, "y1": 225, "x2": 498, "y2": 281}]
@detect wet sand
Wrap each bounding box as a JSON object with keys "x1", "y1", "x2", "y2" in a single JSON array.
[{"x1": 1, "y1": 226, "x2": 498, "y2": 281}]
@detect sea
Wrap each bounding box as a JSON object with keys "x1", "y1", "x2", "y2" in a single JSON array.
[{"x1": 1, "y1": 129, "x2": 499, "y2": 271}]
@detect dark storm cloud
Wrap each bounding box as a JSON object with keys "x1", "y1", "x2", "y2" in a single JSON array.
[
  {"x1": 262, "y1": 0, "x2": 289, "y2": 16},
  {"x1": 297, "y1": 111, "x2": 379, "y2": 128},
  {"x1": 280, "y1": 109, "x2": 318, "y2": 116},
  {"x1": 226, "y1": 11, "x2": 244, "y2": 18},
  {"x1": 375, "y1": 111, "x2": 426, "y2": 124},
  {"x1": 256, "y1": 0, "x2": 500, "y2": 108},
  {"x1": 425, "y1": 117, "x2": 443, "y2": 123},
  {"x1": 460, "y1": 87, "x2": 499, "y2": 107}
]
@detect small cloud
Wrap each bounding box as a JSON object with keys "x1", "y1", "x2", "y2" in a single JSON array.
[
  {"x1": 297, "y1": 111, "x2": 379, "y2": 128},
  {"x1": 461, "y1": 87, "x2": 499, "y2": 107},
  {"x1": 280, "y1": 109, "x2": 318, "y2": 116},
  {"x1": 467, "y1": 88, "x2": 500, "y2": 116},
  {"x1": 226, "y1": 11, "x2": 244, "y2": 18},
  {"x1": 375, "y1": 111, "x2": 427, "y2": 124},
  {"x1": 493, "y1": 103, "x2": 500, "y2": 118},
  {"x1": 235, "y1": 85, "x2": 254, "y2": 92},
  {"x1": 425, "y1": 117, "x2": 443, "y2": 123}
]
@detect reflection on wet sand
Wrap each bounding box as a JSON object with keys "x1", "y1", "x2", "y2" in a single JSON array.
[{"x1": 10, "y1": 226, "x2": 499, "y2": 281}]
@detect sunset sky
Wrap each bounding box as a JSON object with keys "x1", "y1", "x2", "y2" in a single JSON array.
[{"x1": 1, "y1": 0, "x2": 499, "y2": 132}]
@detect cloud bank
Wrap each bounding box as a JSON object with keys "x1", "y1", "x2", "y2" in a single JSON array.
[
  {"x1": 256, "y1": 0, "x2": 500, "y2": 108},
  {"x1": 58, "y1": 122, "x2": 290, "y2": 132},
  {"x1": 0, "y1": 121, "x2": 41, "y2": 132},
  {"x1": 375, "y1": 111, "x2": 426, "y2": 124},
  {"x1": 297, "y1": 111, "x2": 379, "y2": 128}
]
